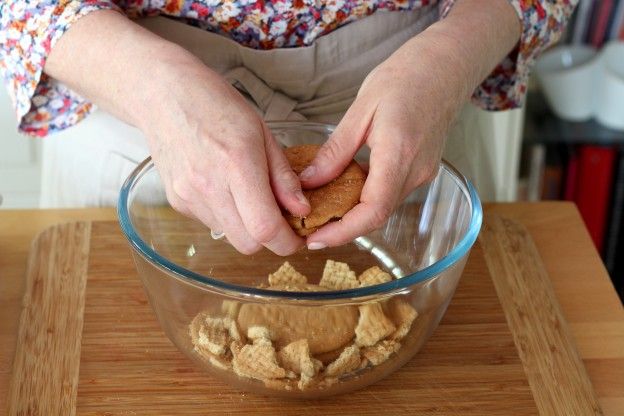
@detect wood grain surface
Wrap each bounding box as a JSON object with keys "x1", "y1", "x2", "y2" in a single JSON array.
[
  {"x1": 1, "y1": 204, "x2": 622, "y2": 415},
  {"x1": 7, "y1": 222, "x2": 92, "y2": 416},
  {"x1": 480, "y1": 215, "x2": 603, "y2": 416},
  {"x1": 4, "y1": 217, "x2": 600, "y2": 415}
]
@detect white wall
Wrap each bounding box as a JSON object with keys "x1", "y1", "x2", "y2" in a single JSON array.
[{"x1": 0, "y1": 87, "x2": 42, "y2": 209}]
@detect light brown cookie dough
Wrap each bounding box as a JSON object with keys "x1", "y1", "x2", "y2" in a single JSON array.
[{"x1": 283, "y1": 144, "x2": 366, "y2": 237}]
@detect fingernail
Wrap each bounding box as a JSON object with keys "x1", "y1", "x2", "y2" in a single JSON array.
[
  {"x1": 299, "y1": 165, "x2": 316, "y2": 181},
  {"x1": 294, "y1": 190, "x2": 310, "y2": 207},
  {"x1": 307, "y1": 241, "x2": 326, "y2": 250}
]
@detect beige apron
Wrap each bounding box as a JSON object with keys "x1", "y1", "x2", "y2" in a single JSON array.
[{"x1": 40, "y1": 8, "x2": 501, "y2": 208}]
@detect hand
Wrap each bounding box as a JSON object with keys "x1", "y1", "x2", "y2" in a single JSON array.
[
  {"x1": 300, "y1": 28, "x2": 472, "y2": 249},
  {"x1": 143, "y1": 59, "x2": 310, "y2": 255}
]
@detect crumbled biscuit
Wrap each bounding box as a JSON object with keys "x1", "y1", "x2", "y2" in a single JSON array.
[
  {"x1": 196, "y1": 316, "x2": 231, "y2": 356},
  {"x1": 247, "y1": 325, "x2": 272, "y2": 342},
  {"x1": 325, "y1": 345, "x2": 361, "y2": 377},
  {"x1": 319, "y1": 260, "x2": 359, "y2": 290},
  {"x1": 362, "y1": 340, "x2": 401, "y2": 366},
  {"x1": 277, "y1": 339, "x2": 321, "y2": 379},
  {"x1": 190, "y1": 313, "x2": 238, "y2": 370},
  {"x1": 268, "y1": 262, "x2": 308, "y2": 286},
  {"x1": 358, "y1": 266, "x2": 392, "y2": 287},
  {"x1": 232, "y1": 342, "x2": 287, "y2": 380},
  {"x1": 386, "y1": 298, "x2": 418, "y2": 341},
  {"x1": 189, "y1": 311, "x2": 208, "y2": 347},
  {"x1": 355, "y1": 303, "x2": 396, "y2": 347},
  {"x1": 190, "y1": 259, "x2": 412, "y2": 392}
]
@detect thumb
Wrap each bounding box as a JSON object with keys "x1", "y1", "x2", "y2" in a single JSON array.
[{"x1": 299, "y1": 98, "x2": 375, "y2": 188}]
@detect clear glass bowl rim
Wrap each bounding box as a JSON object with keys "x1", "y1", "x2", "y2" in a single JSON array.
[{"x1": 117, "y1": 121, "x2": 483, "y2": 300}]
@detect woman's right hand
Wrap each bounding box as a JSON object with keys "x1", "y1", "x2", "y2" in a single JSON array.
[
  {"x1": 140, "y1": 55, "x2": 310, "y2": 255},
  {"x1": 45, "y1": 10, "x2": 308, "y2": 255}
]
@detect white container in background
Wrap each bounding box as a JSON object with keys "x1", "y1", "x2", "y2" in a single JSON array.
[
  {"x1": 535, "y1": 45, "x2": 598, "y2": 121},
  {"x1": 595, "y1": 41, "x2": 624, "y2": 130}
]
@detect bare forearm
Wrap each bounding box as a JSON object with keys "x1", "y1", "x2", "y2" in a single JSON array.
[
  {"x1": 44, "y1": 10, "x2": 202, "y2": 129},
  {"x1": 388, "y1": 0, "x2": 521, "y2": 108},
  {"x1": 434, "y1": 0, "x2": 522, "y2": 96}
]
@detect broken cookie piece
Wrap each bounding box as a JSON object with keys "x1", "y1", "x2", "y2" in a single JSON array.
[
  {"x1": 190, "y1": 313, "x2": 232, "y2": 356},
  {"x1": 189, "y1": 260, "x2": 419, "y2": 392},
  {"x1": 268, "y1": 261, "x2": 308, "y2": 286},
  {"x1": 362, "y1": 340, "x2": 401, "y2": 366},
  {"x1": 283, "y1": 144, "x2": 366, "y2": 237},
  {"x1": 319, "y1": 260, "x2": 359, "y2": 290},
  {"x1": 386, "y1": 298, "x2": 418, "y2": 341},
  {"x1": 232, "y1": 341, "x2": 287, "y2": 380},
  {"x1": 324, "y1": 345, "x2": 361, "y2": 377},
  {"x1": 358, "y1": 266, "x2": 392, "y2": 287},
  {"x1": 355, "y1": 303, "x2": 396, "y2": 347},
  {"x1": 277, "y1": 339, "x2": 323, "y2": 379}
]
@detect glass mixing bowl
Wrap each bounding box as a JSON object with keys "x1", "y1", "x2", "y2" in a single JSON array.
[{"x1": 118, "y1": 122, "x2": 482, "y2": 398}]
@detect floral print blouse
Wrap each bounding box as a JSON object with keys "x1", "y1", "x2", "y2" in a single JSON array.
[{"x1": 1, "y1": 0, "x2": 576, "y2": 137}]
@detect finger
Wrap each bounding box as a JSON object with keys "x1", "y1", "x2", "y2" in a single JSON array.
[
  {"x1": 264, "y1": 127, "x2": 311, "y2": 218},
  {"x1": 228, "y1": 151, "x2": 305, "y2": 256},
  {"x1": 193, "y1": 190, "x2": 263, "y2": 255},
  {"x1": 306, "y1": 137, "x2": 409, "y2": 247},
  {"x1": 299, "y1": 97, "x2": 374, "y2": 188}
]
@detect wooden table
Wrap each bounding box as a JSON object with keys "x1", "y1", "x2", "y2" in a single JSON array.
[{"x1": 1, "y1": 203, "x2": 623, "y2": 414}]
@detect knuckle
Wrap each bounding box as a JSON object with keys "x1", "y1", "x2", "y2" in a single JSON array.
[
  {"x1": 369, "y1": 203, "x2": 393, "y2": 229},
  {"x1": 236, "y1": 241, "x2": 263, "y2": 256},
  {"x1": 320, "y1": 138, "x2": 343, "y2": 163},
  {"x1": 248, "y1": 218, "x2": 282, "y2": 244}
]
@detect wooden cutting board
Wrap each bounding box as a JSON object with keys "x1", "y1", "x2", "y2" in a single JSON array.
[{"x1": 7, "y1": 215, "x2": 603, "y2": 415}]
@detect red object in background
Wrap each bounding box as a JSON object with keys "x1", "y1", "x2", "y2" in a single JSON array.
[
  {"x1": 574, "y1": 145, "x2": 617, "y2": 254},
  {"x1": 591, "y1": 0, "x2": 614, "y2": 47},
  {"x1": 564, "y1": 147, "x2": 579, "y2": 201}
]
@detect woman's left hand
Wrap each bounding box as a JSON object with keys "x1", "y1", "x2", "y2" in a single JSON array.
[{"x1": 300, "y1": 27, "x2": 472, "y2": 249}]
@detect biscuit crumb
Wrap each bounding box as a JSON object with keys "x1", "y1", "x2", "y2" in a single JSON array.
[
  {"x1": 189, "y1": 259, "x2": 419, "y2": 392},
  {"x1": 358, "y1": 266, "x2": 392, "y2": 287},
  {"x1": 355, "y1": 303, "x2": 396, "y2": 347},
  {"x1": 387, "y1": 299, "x2": 418, "y2": 341},
  {"x1": 268, "y1": 262, "x2": 308, "y2": 286},
  {"x1": 362, "y1": 340, "x2": 401, "y2": 365},
  {"x1": 319, "y1": 260, "x2": 359, "y2": 290},
  {"x1": 196, "y1": 316, "x2": 231, "y2": 356},
  {"x1": 277, "y1": 339, "x2": 321, "y2": 379},
  {"x1": 232, "y1": 342, "x2": 287, "y2": 380},
  {"x1": 325, "y1": 345, "x2": 361, "y2": 377},
  {"x1": 247, "y1": 326, "x2": 272, "y2": 343}
]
